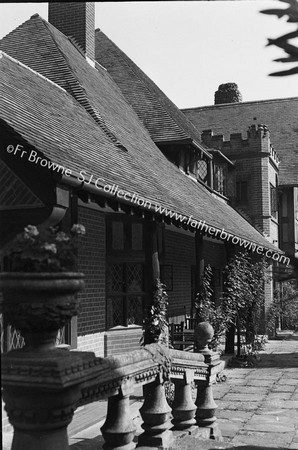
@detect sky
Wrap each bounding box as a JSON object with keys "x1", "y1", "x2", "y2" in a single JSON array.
[{"x1": 0, "y1": 1, "x2": 297, "y2": 108}]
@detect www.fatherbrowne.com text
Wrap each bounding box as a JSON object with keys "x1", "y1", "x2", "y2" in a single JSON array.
[{"x1": 7, "y1": 144, "x2": 290, "y2": 266}]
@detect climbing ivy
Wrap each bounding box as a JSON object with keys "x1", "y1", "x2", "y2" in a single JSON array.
[
  {"x1": 141, "y1": 279, "x2": 169, "y2": 346},
  {"x1": 194, "y1": 252, "x2": 269, "y2": 351},
  {"x1": 267, "y1": 281, "x2": 298, "y2": 334},
  {"x1": 194, "y1": 264, "x2": 232, "y2": 349}
]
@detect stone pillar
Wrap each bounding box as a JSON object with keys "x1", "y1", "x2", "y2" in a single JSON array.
[
  {"x1": 3, "y1": 379, "x2": 81, "y2": 450},
  {"x1": 138, "y1": 373, "x2": 173, "y2": 448},
  {"x1": 171, "y1": 369, "x2": 196, "y2": 431},
  {"x1": 0, "y1": 272, "x2": 86, "y2": 450},
  {"x1": 101, "y1": 381, "x2": 136, "y2": 450}
]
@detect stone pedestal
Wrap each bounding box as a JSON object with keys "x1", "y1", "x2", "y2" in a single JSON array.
[
  {"x1": 194, "y1": 322, "x2": 223, "y2": 441},
  {"x1": 2, "y1": 349, "x2": 94, "y2": 450}
]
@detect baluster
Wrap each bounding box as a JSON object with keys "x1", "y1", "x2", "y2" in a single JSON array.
[
  {"x1": 101, "y1": 380, "x2": 136, "y2": 450},
  {"x1": 138, "y1": 373, "x2": 173, "y2": 448},
  {"x1": 194, "y1": 322, "x2": 222, "y2": 440},
  {"x1": 171, "y1": 369, "x2": 196, "y2": 431},
  {"x1": 195, "y1": 378, "x2": 218, "y2": 428}
]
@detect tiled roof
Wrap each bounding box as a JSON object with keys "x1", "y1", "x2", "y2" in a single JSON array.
[
  {"x1": 0, "y1": 50, "x2": 278, "y2": 253},
  {"x1": 182, "y1": 98, "x2": 298, "y2": 186},
  {"x1": 94, "y1": 29, "x2": 210, "y2": 155}
]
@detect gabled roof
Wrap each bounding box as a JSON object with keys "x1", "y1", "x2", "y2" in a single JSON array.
[
  {"x1": 0, "y1": 14, "x2": 153, "y2": 154},
  {"x1": 182, "y1": 97, "x2": 298, "y2": 186},
  {"x1": 94, "y1": 29, "x2": 210, "y2": 156},
  {"x1": 0, "y1": 50, "x2": 278, "y2": 254}
]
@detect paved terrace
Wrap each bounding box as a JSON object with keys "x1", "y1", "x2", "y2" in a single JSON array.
[{"x1": 3, "y1": 334, "x2": 298, "y2": 450}]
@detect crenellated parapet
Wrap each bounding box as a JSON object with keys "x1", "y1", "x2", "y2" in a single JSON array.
[{"x1": 202, "y1": 125, "x2": 280, "y2": 168}]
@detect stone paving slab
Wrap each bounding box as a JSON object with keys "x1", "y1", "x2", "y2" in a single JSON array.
[
  {"x1": 229, "y1": 386, "x2": 269, "y2": 394},
  {"x1": 213, "y1": 333, "x2": 298, "y2": 449},
  {"x1": 231, "y1": 431, "x2": 295, "y2": 448},
  {"x1": 243, "y1": 414, "x2": 295, "y2": 433}
]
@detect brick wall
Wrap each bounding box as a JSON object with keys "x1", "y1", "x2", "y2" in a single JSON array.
[
  {"x1": 104, "y1": 327, "x2": 143, "y2": 357},
  {"x1": 202, "y1": 125, "x2": 279, "y2": 243},
  {"x1": 77, "y1": 332, "x2": 104, "y2": 356},
  {"x1": 77, "y1": 206, "x2": 105, "y2": 344},
  {"x1": 48, "y1": 2, "x2": 95, "y2": 60},
  {"x1": 164, "y1": 228, "x2": 195, "y2": 317}
]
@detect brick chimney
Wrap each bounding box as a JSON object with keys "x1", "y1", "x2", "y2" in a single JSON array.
[
  {"x1": 214, "y1": 83, "x2": 242, "y2": 105},
  {"x1": 48, "y1": 2, "x2": 95, "y2": 65}
]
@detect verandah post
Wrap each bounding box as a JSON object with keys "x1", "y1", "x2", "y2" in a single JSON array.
[{"x1": 194, "y1": 232, "x2": 204, "y2": 318}]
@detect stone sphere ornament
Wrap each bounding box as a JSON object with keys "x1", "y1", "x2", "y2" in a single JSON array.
[{"x1": 194, "y1": 322, "x2": 214, "y2": 353}]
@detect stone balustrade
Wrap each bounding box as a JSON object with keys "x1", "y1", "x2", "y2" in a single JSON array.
[
  {"x1": 0, "y1": 274, "x2": 224, "y2": 450},
  {"x1": 2, "y1": 339, "x2": 224, "y2": 450}
]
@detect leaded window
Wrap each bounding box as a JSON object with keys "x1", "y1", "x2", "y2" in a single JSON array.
[{"x1": 106, "y1": 262, "x2": 145, "y2": 328}]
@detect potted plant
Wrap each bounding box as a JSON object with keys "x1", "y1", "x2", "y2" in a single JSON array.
[{"x1": 0, "y1": 224, "x2": 85, "y2": 350}]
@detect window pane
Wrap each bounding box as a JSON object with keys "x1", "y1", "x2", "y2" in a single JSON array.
[
  {"x1": 127, "y1": 263, "x2": 143, "y2": 292},
  {"x1": 131, "y1": 223, "x2": 143, "y2": 250},
  {"x1": 107, "y1": 263, "x2": 123, "y2": 292},
  {"x1": 214, "y1": 165, "x2": 224, "y2": 194},
  {"x1": 270, "y1": 185, "x2": 277, "y2": 217},
  {"x1": 112, "y1": 221, "x2": 124, "y2": 250},
  {"x1": 107, "y1": 296, "x2": 123, "y2": 328},
  {"x1": 197, "y1": 160, "x2": 208, "y2": 182},
  {"x1": 127, "y1": 296, "x2": 143, "y2": 325}
]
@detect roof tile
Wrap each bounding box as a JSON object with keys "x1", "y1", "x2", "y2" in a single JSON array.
[{"x1": 0, "y1": 51, "x2": 277, "y2": 252}]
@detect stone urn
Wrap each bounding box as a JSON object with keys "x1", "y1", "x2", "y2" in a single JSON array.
[
  {"x1": 0, "y1": 272, "x2": 85, "y2": 350},
  {"x1": 1, "y1": 272, "x2": 86, "y2": 450}
]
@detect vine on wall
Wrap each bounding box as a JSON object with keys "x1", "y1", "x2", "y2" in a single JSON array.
[
  {"x1": 195, "y1": 252, "x2": 269, "y2": 351},
  {"x1": 141, "y1": 279, "x2": 169, "y2": 346}
]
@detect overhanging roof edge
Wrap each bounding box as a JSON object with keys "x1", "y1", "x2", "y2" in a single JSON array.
[{"x1": 60, "y1": 172, "x2": 282, "y2": 256}]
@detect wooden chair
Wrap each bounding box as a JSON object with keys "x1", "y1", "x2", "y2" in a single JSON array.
[
  {"x1": 169, "y1": 322, "x2": 194, "y2": 351},
  {"x1": 169, "y1": 322, "x2": 184, "y2": 350},
  {"x1": 185, "y1": 317, "x2": 198, "y2": 330}
]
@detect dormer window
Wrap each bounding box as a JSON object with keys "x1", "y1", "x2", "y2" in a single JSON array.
[
  {"x1": 214, "y1": 164, "x2": 227, "y2": 196},
  {"x1": 197, "y1": 159, "x2": 208, "y2": 183},
  {"x1": 209, "y1": 149, "x2": 234, "y2": 198}
]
